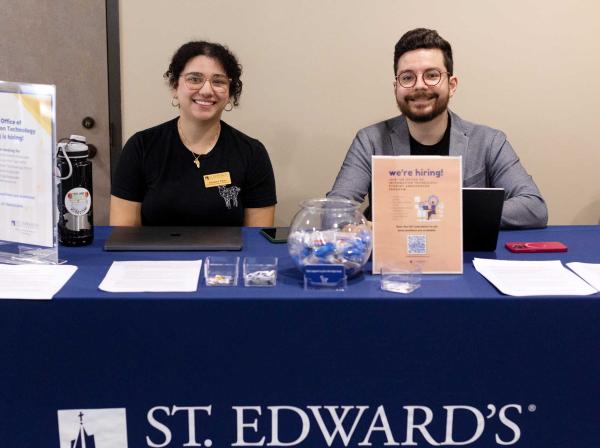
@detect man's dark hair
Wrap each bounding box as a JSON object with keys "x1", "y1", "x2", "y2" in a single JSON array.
[
  {"x1": 164, "y1": 41, "x2": 243, "y2": 106},
  {"x1": 394, "y1": 28, "x2": 453, "y2": 75}
]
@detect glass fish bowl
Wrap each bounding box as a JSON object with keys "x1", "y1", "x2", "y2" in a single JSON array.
[{"x1": 288, "y1": 198, "x2": 372, "y2": 276}]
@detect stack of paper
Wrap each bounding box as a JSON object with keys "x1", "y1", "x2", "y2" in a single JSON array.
[
  {"x1": 473, "y1": 258, "x2": 599, "y2": 296},
  {"x1": 0, "y1": 264, "x2": 78, "y2": 300},
  {"x1": 566, "y1": 262, "x2": 600, "y2": 291},
  {"x1": 99, "y1": 260, "x2": 202, "y2": 292}
]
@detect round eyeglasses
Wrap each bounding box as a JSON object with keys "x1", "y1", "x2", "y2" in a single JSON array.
[
  {"x1": 395, "y1": 69, "x2": 450, "y2": 88},
  {"x1": 180, "y1": 72, "x2": 231, "y2": 92}
]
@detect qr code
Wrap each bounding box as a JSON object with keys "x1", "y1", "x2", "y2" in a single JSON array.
[{"x1": 407, "y1": 234, "x2": 427, "y2": 255}]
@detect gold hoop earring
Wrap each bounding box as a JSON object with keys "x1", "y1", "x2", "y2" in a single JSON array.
[
  {"x1": 224, "y1": 101, "x2": 233, "y2": 112},
  {"x1": 171, "y1": 97, "x2": 180, "y2": 108}
]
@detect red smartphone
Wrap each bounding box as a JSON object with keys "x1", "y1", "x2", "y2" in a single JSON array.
[{"x1": 505, "y1": 241, "x2": 568, "y2": 253}]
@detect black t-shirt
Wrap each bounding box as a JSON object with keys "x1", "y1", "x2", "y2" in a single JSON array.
[
  {"x1": 112, "y1": 118, "x2": 277, "y2": 226},
  {"x1": 409, "y1": 114, "x2": 451, "y2": 156}
]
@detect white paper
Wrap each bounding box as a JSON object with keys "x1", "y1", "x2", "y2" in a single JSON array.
[
  {"x1": 0, "y1": 264, "x2": 77, "y2": 300},
  {"x1": 0, "y1": 89, "x2": 55, "y2": 247},
  {"x1": 473, "y1": 258, "x2": 598, "y2": 296},
  {"x1": 99, "y1": 260, "x2": 202, "y2": 292},
  {"x1": 566, "y1": 262, "x2": 600, "y2": 291}
]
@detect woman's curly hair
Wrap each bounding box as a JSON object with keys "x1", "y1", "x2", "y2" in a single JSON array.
[{"x1": 164, "y1": 41, "x2": 243, "y2": 106}]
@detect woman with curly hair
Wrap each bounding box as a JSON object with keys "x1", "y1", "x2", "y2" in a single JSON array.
[{"x1": 110, "y1": 41, "x2": 276, "y2": 226}]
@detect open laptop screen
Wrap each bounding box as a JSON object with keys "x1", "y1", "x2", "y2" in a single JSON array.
[{"x1": 463, "y1": 188, "x2": 504, "y2": 251}]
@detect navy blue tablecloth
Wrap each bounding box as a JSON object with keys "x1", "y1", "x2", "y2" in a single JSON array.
[
  {"x1": 2, "y1": 226, "x2": 600, "y2": 448},
  {"x1": 53, "y1": 225, "x2": 600, "y2": 300}
]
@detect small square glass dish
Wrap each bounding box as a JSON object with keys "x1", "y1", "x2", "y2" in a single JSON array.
[
  {"x1": 243, "y1": 256, "x2": 278, "y2": 287},
  {"x1": 204, "y1": 256, "x2": 240, "y2": 286},
  {"x1": 380, "y1": 263, "x2": 422, "y2": 294}
]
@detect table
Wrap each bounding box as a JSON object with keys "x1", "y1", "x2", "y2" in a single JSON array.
[{"x1": 1, "y1": 226, "x2": 599, "y2": 447}]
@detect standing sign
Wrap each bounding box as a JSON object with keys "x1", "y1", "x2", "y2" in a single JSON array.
[
  {"x1": 371, "y1": 156, "x2": 462, "y2": 273},
  {"x1": 0, "y1": 81, "x2": 57, "y2": 263}
]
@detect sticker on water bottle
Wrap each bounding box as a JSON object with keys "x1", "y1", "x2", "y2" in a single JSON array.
[{"x1": 65, "y1": 187, "x2": 91, "y2": 215}]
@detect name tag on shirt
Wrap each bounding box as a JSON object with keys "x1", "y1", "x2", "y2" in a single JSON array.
[{"x1": 204, "y1": 172, "x2": 231, "y2": 188}]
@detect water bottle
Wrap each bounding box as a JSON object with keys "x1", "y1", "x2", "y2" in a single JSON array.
[{"x1": 57, "y1": 135, "x2": 94, "y2": 246}]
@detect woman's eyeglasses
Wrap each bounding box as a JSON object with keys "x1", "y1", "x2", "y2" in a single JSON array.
[{"x1": 180, "y1": 72, "x2": 231, "y2": 92}]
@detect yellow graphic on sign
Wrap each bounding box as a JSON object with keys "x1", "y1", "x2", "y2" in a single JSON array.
[{"x1": 16, "y1": 93, "x2": 52, "y2": 135}]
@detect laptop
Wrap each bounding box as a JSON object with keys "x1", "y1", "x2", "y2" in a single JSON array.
[
  {"x1": 462, "y1": 188, "x2": 504, "y2": 251},
  {"x1": 104, "y1": 226, "x2": 243, "y2": 251}
]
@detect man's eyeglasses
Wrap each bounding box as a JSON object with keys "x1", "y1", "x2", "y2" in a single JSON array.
[
  {"x1": 180, "y1": 72, "x2": 231, "y2": 92},
  {"x1": 395, "y1": 69, "x2": 450, "y2": 88}
]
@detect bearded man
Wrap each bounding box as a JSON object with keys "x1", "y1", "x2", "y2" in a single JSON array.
[{"x1": 327, "y1": 28, "x2": 547, "y2": 228}]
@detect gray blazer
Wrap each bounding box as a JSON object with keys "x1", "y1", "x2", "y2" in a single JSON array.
[{"x1": 327, "y1": 111, "x2": 548, "y2": 228}]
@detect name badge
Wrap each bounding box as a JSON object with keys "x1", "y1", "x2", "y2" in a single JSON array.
[{"x1": 204, "y1": 172, "x2": 231, "y2": 188}]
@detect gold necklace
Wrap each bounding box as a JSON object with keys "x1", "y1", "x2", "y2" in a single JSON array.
[{"x1": 177, "y1": 119, "x2": 220, "y2": 169}]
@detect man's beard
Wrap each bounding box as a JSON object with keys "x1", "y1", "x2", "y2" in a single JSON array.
[{"x1": 397, "y1": 91, "x2": 449, "y2": 123}]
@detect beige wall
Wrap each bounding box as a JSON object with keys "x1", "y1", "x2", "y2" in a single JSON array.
[{"x1": 120, "y1": 0, "x2": 600, "y2": 225}]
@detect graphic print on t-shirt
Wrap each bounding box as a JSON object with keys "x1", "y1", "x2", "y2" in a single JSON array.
[{"x1": 218, "y1": 185, "x2": 240, "y2": 209}]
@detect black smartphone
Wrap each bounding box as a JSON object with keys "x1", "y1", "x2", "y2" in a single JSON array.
[{"x1": 260, "y1": 227, "x2": 290, "y2": 243}]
